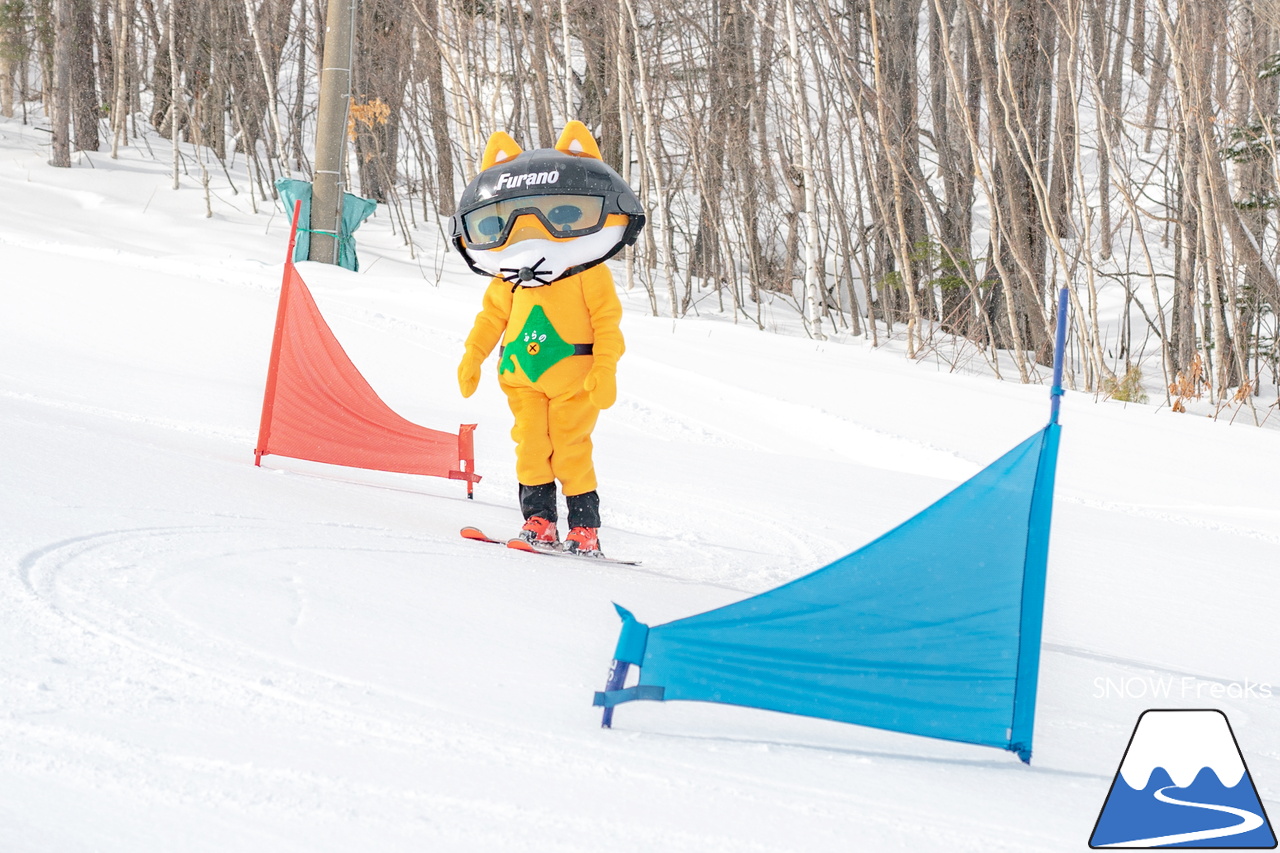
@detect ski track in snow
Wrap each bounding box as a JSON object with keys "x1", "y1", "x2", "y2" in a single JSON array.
[
  {"x1": 0, "y1": 388, "x2": 255, "y2": 444},
  {"x1": 0, "y1": 229, "x2": 279, "y2": 293},
  {"x1": 1043, "y1": 643, "x2": 1273, "y2": 693},
  {"x1": 1062, "y1": 495, "x2": 1280, "y2": 546},
  {"x1": 4, "y1": 524, "x2": 1053, "y2": 852}
]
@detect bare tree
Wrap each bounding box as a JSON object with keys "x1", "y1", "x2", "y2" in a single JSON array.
[{"x1": 8, "y1": 0, "x2": 1277, "y2": 411}]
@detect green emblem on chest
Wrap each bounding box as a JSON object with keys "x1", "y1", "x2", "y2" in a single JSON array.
[{"x1": 499, "y1": 304, "x2": 574, "y2": 382}]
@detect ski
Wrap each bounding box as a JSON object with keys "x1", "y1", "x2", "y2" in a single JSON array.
[
  {"x1": 460, "y1": 526, "x2": 505, "y2": 545},
  {"x1": 505, "y1": 538, "x2": 643, "y2": 566},
  {"x1": 459, "y1": 527, "x2": 640, "y2": 565}
]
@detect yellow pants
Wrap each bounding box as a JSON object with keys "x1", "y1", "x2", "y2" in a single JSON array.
[{"x1": 502, "y1": 382, "x2": 600, "y2": 496}]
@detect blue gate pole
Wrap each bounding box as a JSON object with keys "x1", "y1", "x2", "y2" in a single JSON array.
[
  {"x1": 1050, "y1": 287, "x2": 1069, "y2": 425},
  {"x1": 600, "y1": 659, "x2": 630, "y2": 728}
]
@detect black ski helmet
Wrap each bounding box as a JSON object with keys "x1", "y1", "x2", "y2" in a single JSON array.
[{"x1": 451, "y1": 144, "x2": 646, "y2": 282}]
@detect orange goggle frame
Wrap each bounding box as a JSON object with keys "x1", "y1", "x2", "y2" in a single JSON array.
[{"x1": 461, "y1": 194, "x2": 607, "y2": 249}]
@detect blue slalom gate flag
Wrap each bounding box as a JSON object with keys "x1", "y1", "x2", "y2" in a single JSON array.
[{"x1": 594, "y1": 289, "x2": 1069, "y2": 764}]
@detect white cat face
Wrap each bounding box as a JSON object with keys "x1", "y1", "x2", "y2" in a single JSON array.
[{"x1": 466, "y1": 225, "x2": 628, "y2": 286}]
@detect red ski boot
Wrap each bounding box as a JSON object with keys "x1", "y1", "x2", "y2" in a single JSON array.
[
  {"x1": 564, "y1": 527, "x2": 603, "y2": 558},
  {"x1": 518, "y1": 516, "x2": 559, "y2": 547}
]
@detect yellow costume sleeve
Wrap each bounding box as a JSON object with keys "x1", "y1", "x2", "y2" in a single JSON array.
[
  {"x1": 458, "y1": 278, "x2": 513, "y2": 397},
  {"x1": 580, "y1": 265, "x2": 624, "y2": 409},
  {"x1": 580, "y1": 266, "x2": 625, "y2": 372},
  {"x1": 463, "y1": 277, "x2": 514, "y2": 360}
]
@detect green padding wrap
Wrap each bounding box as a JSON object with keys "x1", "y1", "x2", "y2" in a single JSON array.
[{"x1": 275, "y1": 178, "x2": 376, "y2": 272}]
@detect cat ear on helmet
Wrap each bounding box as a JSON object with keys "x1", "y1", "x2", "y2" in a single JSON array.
[
  {"x1": 480, "y1": 132, "x2": 524, "y2": 172},
  {"x1": 554, "y1": 121, "x2": 603, "y2": 160}
]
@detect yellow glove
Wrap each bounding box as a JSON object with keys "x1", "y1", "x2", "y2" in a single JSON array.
[
  {"x1": 458, "y1": 353, "x2": 482, "y2": 398},
  {"x1": 583, "y1": 366, "x2": 617, "y2": 409}
]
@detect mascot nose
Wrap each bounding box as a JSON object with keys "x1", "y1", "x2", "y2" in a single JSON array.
[{"x1": 506, "y1": 216, "x2": 554, "y2": 244}]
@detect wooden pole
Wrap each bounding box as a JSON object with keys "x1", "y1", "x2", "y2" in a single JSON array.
[{"x1": 310, "y1": 0, "x2": 356, "y2": 264}]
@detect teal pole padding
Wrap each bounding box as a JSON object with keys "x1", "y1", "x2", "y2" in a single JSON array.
[
  {"x1": 275, "y1": 178, "x2": 313, "y2": 263},
  {"x1": 338, "y1": 194, "x2": 377, "y2": 271},
  {"x1": 612, "y1": 603, "x2": 650, "y2": 665},
  {"x1": 274, "y1": 178, "x2": 376, "y2": 271}
]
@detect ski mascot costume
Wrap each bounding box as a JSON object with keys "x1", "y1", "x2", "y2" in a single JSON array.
[{"x1": 454, "y1": 121, "x2": 646, "y2": 557}]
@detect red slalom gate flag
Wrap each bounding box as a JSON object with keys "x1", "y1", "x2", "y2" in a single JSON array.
[{"x1": 255, "y1": 201, "x2": 480, "y2": 496}]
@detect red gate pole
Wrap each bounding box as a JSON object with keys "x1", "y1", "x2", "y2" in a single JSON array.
[{"x1": 255, "y1": 200, "x2": 304, "y2": 465}]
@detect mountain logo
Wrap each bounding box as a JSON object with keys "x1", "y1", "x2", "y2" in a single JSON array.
[{"x1": 1090, "y1": 709, "x2": 1276, "y2": 848}]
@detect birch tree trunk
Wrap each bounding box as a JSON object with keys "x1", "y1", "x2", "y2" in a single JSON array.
[
  {"x1": 111, "y1": 0, "x2": 131, "y2": 157},
  {"x1": 48, "y1": 0, "x2": 71, "y2": 166},
  {"x1": 785, "y1": 0, "x2": 826, "y2": 340},
  {"x1": 0, "y1": 1, "x2": 23, "y2": 118}
]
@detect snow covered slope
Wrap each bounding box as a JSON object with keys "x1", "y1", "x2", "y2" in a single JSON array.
[{"x1": 2, "y1": 119, "x2": 1278, "y2": 852}]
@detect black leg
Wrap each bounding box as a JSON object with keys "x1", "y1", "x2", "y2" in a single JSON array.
[
  {"x1": 566, "y1": 490, "x2": 601, "y2": 528},
  {"x1": 519, "y1": 482, "x2": 558, "y2": 522}
]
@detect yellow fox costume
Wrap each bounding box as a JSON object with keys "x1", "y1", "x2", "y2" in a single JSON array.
[{"x1": 453, "y1": 122, "x2": 646, "y2": 553}]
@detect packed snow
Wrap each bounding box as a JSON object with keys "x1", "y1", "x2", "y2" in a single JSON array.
[{"x1": 2, "y1": 119, "x2": 1279, "y2": 852}]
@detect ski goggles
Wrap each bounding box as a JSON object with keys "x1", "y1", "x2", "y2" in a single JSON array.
[{"x1": 460, "y1": 193, "x2": 607, "y2": 250}]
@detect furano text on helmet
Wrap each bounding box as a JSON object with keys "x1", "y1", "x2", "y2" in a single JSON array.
[{"x1": 496, "y1": 170, "x2": 561, "y2": 190}]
